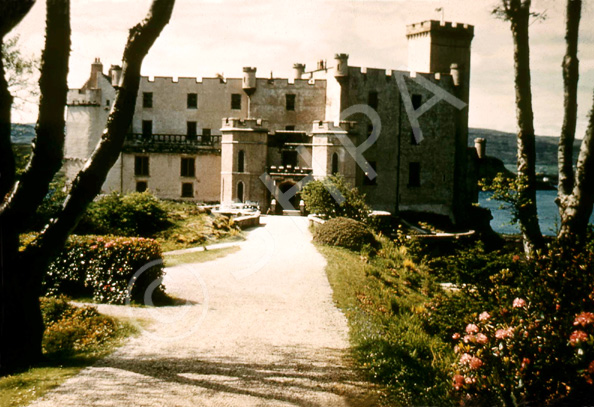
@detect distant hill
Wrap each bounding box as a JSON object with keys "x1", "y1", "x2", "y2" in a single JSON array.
[
  {"x1": 469, "y1": 128, "x2": 582, "y2": 177},
  {"x1": 11, "y1": 123, "x2": 35, "y2": 144}
]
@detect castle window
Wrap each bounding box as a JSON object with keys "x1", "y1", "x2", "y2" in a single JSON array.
[
  {"x1": 285, "y1": 125, "x2": 295, "y2": 131},
  {"x1": 105, "y1": 99, "x2": 110, "y2": 107},
  {"x1": 408, "y1": 162, "x2": 421, "y2": 187},
  {"x1": 363, "y1": 161, "x2": 377, "y2": 186},
  {"x1": 237, "y1": 181, "x2": 244, "y2": 202},
  {"x1": 331, "y1": 152, "x2": 339, "y2": 175},
  {"x1": 187, "y1": 121, "x2": 197, "y2": 140},
  {"x1": 142, "y1": 120, "x2": 152, "y2": 139},
  {"x1": 231, "y1": 94, "x2": 241, "y2": 110},
  {"x1": 180, "y1": 157, "x2": 195, "y2": 177},
  {"x1": 187, "y1": 93, "x2": 197, "y2": 109},
  {"x1": 368, "y1": 91, "x2": 378, "y2": 110},
  {"x1": 286, "y1": 94, "x2": 296, "y2": 111},
  {"x1": 412, "y1": 94, "x2": 423, "y2": 110},
  {"x1": 237, "y1": 150, "x2": 245, "y2": 173},
  {"x1": 181, "y1": 182, "x2": 194, "y2": 198},
  {"x1": 202, "y1": 128, "x2": 211, "y2": 143},
  {"x1": 134, "y1": 156, "x2": 149, "y2": 176},
  {"x1": 143, "y1": 92, "x2": 153, "y2": 108},
  {"x1": 136, "y1": 181, "x2": 147, "y2": 192}
]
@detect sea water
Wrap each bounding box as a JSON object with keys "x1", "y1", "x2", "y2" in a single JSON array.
[{"x1": 479, "y1": 190, "x2": 594, "y2": 236}]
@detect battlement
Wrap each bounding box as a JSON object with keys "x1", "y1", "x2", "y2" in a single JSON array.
[
  {"x1": 346, "y1": 66, "x2": 453, "y2": 84},
  {"x1": 311, "y1": 120, "x2": 357, "y2": 133},
  {"x1": 406, "y1": 20, "x2": 474, "y2": 39},
  {"x1": 221, "y1": 118, "x2": 269, "y2": 131}
]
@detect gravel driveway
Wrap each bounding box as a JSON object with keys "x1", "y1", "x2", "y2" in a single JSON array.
[{"x1": 28, "y1": 216, "x2": 377, "y2": 406}]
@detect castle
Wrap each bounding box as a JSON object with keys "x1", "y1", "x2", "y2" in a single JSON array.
[{"x1": 64, "y1": 20, "x2": 477, "y2": 223}]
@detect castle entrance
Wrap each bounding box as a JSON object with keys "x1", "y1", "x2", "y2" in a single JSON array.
[{"x1": 277, "y1": 180, "x2": 299, "y2": 214}]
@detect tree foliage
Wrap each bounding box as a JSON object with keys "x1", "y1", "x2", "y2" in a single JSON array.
[{"x1": 300, "y1": 174, "x2": 370, "y2": 223}]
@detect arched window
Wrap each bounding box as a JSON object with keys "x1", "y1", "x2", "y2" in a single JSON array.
[
  {"x1": 331, "y1": 152, "x2": 339, "y2": 175},
  {"x1": 238, "y1": 150, "x2": 245, "y2": 173},
  {"x1": 237, "y1": 181, "x2": 244, "y2": 202}
]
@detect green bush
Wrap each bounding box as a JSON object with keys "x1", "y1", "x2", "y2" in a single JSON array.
[
  {"x1": 40, "y1": 296, "x2": 119, "y2": 355},
  {"x1": 301, "y1": 174, "x2": 370, "y2": 222},
  {"x1": 44, "y1": 235, "x2": 166, "y2": 304},
  {"x1": 76, "y1": 191, "x2": 171, "y2": 237},
  {"x1": 313, "y1": 217, "x2": 376, "y2": 251}
]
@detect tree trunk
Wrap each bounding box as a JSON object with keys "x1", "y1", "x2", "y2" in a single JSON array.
[
  {"x1": 0, "y1": 0, "x2": 175, "y2": 375},
  {"x1": 556, "y1": 0, "x2": 594, "y2": 242},
  {"x1": 557, "y1": 0, "x2": 581, "y2": 198},
  {"x1": 0, "y1": 0, "x2": 70, "y2": 375},
  {"x1": 509, "y1": 2, "x2": 544, "y2": 254},
  {"x1": 558, "y1": 93, "x2": 594, "y2": 240}
]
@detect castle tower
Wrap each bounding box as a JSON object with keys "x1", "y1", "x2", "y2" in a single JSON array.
[
  {"x1": 407, "y1": 20, "x2": 475, "y2": 224},
  {"x1": 220, "y1": 118, "x2": 269, "y2": 209},
  {"x1": 311, "y1": 120, "x2": 357, "y2": 186},
  {"x1": 406, "y1": 20, "x2": 474, "y2": 102}
]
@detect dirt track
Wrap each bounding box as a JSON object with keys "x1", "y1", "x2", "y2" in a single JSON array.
[{"x1": 28, "y1": 216, "x2": 377, "y2": 406}]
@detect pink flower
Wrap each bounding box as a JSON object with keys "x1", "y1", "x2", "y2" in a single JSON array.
[
  {"x1": 469, "y1": 356, "x2": 483, "y2": 370},
  {"x1": 495, "y1": 327, "x2": 514, "y2": 340},
  {"x1": 452, "y1": 333, "x2": 461, "y2": 340},
  {"x1": 453, "y1": 374, "x2": 465, "y2": 390},
  {"x1": 513, "y1": 298, "x2": 527, "y2": 308},
  {"x1": 460, "y1": 353, "x2": 472, "y2": 365},
  {"x1": 574, "y1": 312, "x2": 594, "y2": 327},
  {"x1": 476, "y1": 333, "x2": 488, "y2": 344},
  {"x1": 466, "y1": 323, "x2": 479, "y2": 334},
  {"x1": 479, "y1": 311, "x2": 491, "y2": 321},
  {"x1": 463, "y1": 334, "x2": 474, "y2": 343},
  {"x1": 460, "y1": 353, "x2": 483, "y2": 370},
  {"x1": 465, "y1": 376, "x2": 476, "y2": 384},
  {"x1": 570, "y1": 330, "x2": 589, "y2": 345}
]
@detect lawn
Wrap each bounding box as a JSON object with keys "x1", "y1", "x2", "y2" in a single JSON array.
[
  {"x1": 318, "y1": 241, "x2": 455, "y2": 406},
  {"x1": 163, "y1": 245, "x2": 240, "y2": 266}
]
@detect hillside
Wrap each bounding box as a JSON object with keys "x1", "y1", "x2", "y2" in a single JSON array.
[
  {"x1": 469, "y1": 128, "x2": 581, "y2": 178},
  {"x1": 11, "y1": 123, "x2": 35, "y2": 144}
]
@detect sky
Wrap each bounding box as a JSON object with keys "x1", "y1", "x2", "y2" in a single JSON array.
[{"x1": 10, "y1": 0, "x2": 594, "y2": 138}]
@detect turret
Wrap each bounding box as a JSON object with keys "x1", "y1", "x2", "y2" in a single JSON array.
[
  {"x1": 293, "y1": 63, "x2": 306, "y2": 80},
  {"x1": 334, "y1": 53, "x2": 349, "y2": 79},
  {"x1": 109, "y1": 64, "x2": 122, "y2": 88},
  {"x1": 242, "y1": 67, "x2": 257, "y2": 95}
]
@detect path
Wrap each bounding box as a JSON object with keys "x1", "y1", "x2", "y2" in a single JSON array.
[{"x1": 29, "y1": 216, "x2": 377, "y2": 406}]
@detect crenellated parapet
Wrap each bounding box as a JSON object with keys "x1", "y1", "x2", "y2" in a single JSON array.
[
  {"x1": 221, "y1": 117, "x2": 269, "y2": 131},
  {"x1": 311, "y1": 120, "x2": 357, "y2": 134},
  {"x1": 406, "y1": 20, "x2": 474, "y2": 40}
]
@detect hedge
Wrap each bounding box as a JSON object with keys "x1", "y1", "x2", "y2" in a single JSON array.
[
  {"x1": 313, "y1": 217, "x2": 377, "y2": 251},
  {"x1": 43, "y1": 235, "x2": 166, "y2": 304}
]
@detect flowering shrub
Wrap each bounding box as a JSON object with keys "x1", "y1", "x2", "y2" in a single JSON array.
[
  {"x1": 40, "y1": 296, "x2": 119, "y2": 355},
  {"x1": 445, "y1": 239, "x2": 594, "y2": 406},
  {"x1": 43, "y1": 235, "x2": 165, "y2": 304}
]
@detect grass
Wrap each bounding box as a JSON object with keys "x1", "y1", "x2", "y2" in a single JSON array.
[
  {"x1": 0, "y1": 305, "x2": 136, "y2": 407},
  {"x1": 163, "y1": 246, "x2": 240, "y2": 267},
  {"x1": 318, "y1": 238, "x2": 455, "y2": 406}
]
